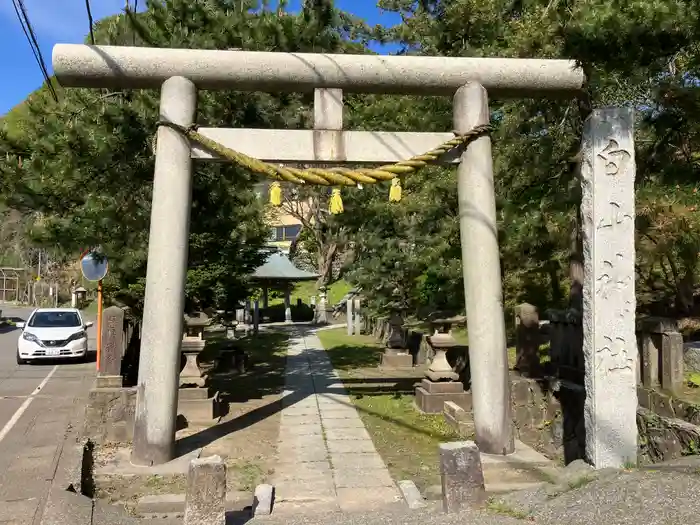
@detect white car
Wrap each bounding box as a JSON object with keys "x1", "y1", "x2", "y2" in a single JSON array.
[{"x1": 16, "y1": 308, "x2": 93, "y2": 364}]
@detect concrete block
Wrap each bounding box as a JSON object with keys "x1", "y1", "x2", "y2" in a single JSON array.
[
  {"x1": 439, "y1": 441, "x2": 486, "y2": 513},
  {"x1": 332, "y1": 467, "x2": 393, "y2": 488},
  {"x1": 398, "y1": 480, "x2": 426, "y2": 509},
  {"x1": 380, "y1": 352, "x2": 414, "y2": 369},
  {"x1": 40, "y1": 489, "x2": 93, "y2": 525},
  {"x1": 325, "y1": 439, "x2": 377, "y2": 454},
  {"x1": 252, "y1": 484, "x2": 274, "y2": 516},
  {"x1": 184, "y1": 455, "x2": 226, "y2": 525},
  {"x1": 415, "y1": 386, "x2": 472, "y2": 414}
]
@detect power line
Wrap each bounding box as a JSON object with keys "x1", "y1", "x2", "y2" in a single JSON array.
[
  {"x1": 12, "y1": 0, "x2": 58, "y2": 102},
  {"x1": 85, "y1": 0, "x2": 96, "y2": 45}
]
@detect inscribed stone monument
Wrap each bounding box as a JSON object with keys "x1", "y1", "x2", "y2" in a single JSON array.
[
  {"x1": 581, "y1": 107, "x2": 637, "y2": 468},
  {"x1": 99, "y1": 306, "x2": 124, "y2": 380}
]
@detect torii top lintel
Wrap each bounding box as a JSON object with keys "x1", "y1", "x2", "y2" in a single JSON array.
[{"x1": 52, "y1": 44, "x2": 584, "y2": 98}]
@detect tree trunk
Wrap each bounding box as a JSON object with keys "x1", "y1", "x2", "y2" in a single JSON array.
[{"x1": 316, "y1": 243, "x2": 337, "y2": 288}]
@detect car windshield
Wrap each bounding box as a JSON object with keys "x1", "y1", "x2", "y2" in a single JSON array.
[{"x1": 28, "y1": 311, "x2": 82, "y2": 328}]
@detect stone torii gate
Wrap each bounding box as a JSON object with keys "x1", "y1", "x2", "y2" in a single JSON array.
[{"x1": 52, "y1": 44, "x2": 637, "y2": 469}]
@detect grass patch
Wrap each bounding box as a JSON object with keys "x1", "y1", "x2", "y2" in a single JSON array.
[
  {"x1": 228, "y1": 459, "x2": 267, "y2": 491},
  {"x1": 568, "y1": 475, "x2": 594, "y2": 490},
  {"x1": 317, "y1": 329, "x2": 382, "y2": 370},
  {"x1": 268, "y1": 279, "x2": 352, "y2": 307},
  {"x1": 317, "y1": 328, "x2": 460, "y2": 490},
  {"x1": 486, "y1": 499, "x2": 529, "y2": 519}
]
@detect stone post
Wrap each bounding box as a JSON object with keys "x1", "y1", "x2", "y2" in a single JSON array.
[
  {"x1": 262, "y1": 286, "x2": 269, "y2": 309},
  {"x1": 454, "y1": 82, "x2": 514, "y2": 455},
  {"x1": 132, "y1": 76, "x2": 197, "y2": 466},
  {"x1": 97, "y1": 306, "x2": 125, "y2": 388},
  {"x1": 581, "y1": 107, "x2": 637, "y2": 468},
  {"x1": 514, "y1": 303, "x2": 541, "y2": 377},
  {"x1": 353, "y1": 298, "x2": 361, "y2": 335},
  {"x1": 661, "y1": 331, "x2": 684, "y2": 394},
  {"x1": 317, "y1": 289, "x2": 328, "y2": 324},
  {"x1": 347, "y1": 298, "x2": 354, "y2": 336},
  {"x1": 184, "y1": 455, "x2": 226, "y2": 525},
  {"x1": 253, "y1": 299, "x2": 260, "y2": 335},
  {"x1": 439, "y1": 441, "x2": 486, "y2": 512},
  {"x1": 284, "y1": 285, "x2": 292, "y2": 323}
]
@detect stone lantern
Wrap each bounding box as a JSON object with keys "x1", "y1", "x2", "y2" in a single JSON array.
[{"x1": 415, "y1": 315, "x2": 471, "y2": 413}]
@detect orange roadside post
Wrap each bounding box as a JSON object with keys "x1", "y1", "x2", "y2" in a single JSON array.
[
  {"x1": 96, "y1": 279, "x2": 103, "y2": 371},
  {"x1": 79, "y1": 249, "x2": 109, "y2": 373}
]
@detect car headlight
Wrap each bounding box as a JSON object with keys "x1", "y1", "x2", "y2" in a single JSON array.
[
  {"x1": 66, "y1": 330, "x2": 87, "y2": 343},
  {"x1": 22, "y1": 331, "x2": 42, "y2": 344}
]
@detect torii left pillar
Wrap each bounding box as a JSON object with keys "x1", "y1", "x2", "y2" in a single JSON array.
[{"x1": 132, "y1": 76, "x2": 197, "y2": 465}]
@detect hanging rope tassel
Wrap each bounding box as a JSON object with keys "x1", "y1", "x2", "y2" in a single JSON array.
[
  {"x1": 389, "y1": 177, "x2": 402, "y2": 202},
  {"x1": 329, "y1": 188, "x2": 344, "y2": 214},
  {"x1": 269, "y1": 181, "x2": 282, "y2": 206}
]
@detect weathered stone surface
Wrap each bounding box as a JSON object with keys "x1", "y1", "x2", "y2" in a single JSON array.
[
  {"x1": 661, "y1": 331, "x2": 684, "y2": 394},
  {"x1": 99, "y1": 306, "x2": 125, "y2": 377},
  {"x1": 684, "y1": 342, "x2": 700, "y2": 373},
  {"x1": 184, "y1": 455, "x2": 226, "y2": 525},
  {"x1": 439, "y1": 441, "x2": 486, "y2": 512},
  {"x1": 83, "y1": 387, "x2": 137, "y2": 444},
  {"x1": 581, "y1": 107, "x2": 638, "y2": 468}
]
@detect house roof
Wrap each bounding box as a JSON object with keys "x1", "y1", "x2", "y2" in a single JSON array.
[{"x1": 252, "y1": 252, "x2": 319, "y2": 281}]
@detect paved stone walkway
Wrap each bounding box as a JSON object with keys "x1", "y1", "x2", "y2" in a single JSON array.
[{"x1": 273, "y1": 328, "x2": 402, "y2": 514}]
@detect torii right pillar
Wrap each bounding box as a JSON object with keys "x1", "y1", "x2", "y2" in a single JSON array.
[{"x1": 454, "y1": 82, "x2": 515, "y2": 455}]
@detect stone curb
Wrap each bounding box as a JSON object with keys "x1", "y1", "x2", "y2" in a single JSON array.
[
  {"x1": 135, "y1": 491, "x2": 250, "y2": 516},
  {"x1": 398, "y1": 480, "x2": 426, "y2": 510}
]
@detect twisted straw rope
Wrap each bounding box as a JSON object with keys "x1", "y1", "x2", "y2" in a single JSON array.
[{"x1": 155, "y1": 121, "x2": 491, "y2": 186}]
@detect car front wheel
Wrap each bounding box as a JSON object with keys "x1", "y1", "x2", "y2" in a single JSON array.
[{"x1": 16, "y1": 350, "x2": 27, "y2": 365}]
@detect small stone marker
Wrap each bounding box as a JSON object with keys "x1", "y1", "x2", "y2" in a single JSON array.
[
  {"x1": 353, "y1": 297, "x2": 362, "y2": 335},
  {"x1": 347, "y1": 298, "x2": 354, "y2": 336},
  {"x1": 252, "y1": 483, "x2": 274, "y2": 516},
  {"x1": 99, "y1": 306, "x2": 124, "y2": 381},
  {"x1": 439, "y1": 441, "x2": 486, "y2": 513},
  {"x1": 184, "y1": 455, "x2": 226, "y2": 525}
]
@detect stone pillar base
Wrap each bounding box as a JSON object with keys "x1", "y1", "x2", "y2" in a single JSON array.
[
  {"x1": 415, "y1": 379, "x2": 472, "y2": 414},
  {"x1": 96, "y1": 375, "x2": 123, "y2": 388},
  {"x1": 380, "y1": 352, "x2": 414, "y2": 369},
  {"x1": 178, "y1": 389, "x2": 224, "y2": 425}
]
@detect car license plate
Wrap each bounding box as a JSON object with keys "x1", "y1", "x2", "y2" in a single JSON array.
[{"x1": 46, "y1": 348, "x2": 61, "y2": 357}]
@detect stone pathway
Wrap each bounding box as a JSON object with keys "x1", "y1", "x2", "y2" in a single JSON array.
[{"x1": 273, "y1": 328, "x2": 403, "y2": 514}]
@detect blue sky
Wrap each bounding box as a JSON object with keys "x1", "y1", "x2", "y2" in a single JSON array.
[{"x1": 0, "y1": 0, "x2": 401, "y2": 115}]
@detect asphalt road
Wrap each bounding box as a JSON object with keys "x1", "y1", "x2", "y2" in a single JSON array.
[{"x1": 0, "y1": 305, "x2": 97, "y2": 525}]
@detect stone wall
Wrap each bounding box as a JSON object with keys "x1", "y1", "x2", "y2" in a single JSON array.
[
  {"x1": 637, "y1": 407, "x2": 700, "y2": 463},
  {"x1": 83, "y1": 387, "x2": 137, "y2": 444}
]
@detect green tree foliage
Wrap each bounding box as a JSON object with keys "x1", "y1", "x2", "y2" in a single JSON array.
[
  {"x1": 338, "y1": 0, "x2": 700, "y2": 318},
  {"x1": 0, "y1": 0, "x2": 369, "y2": 314}
]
